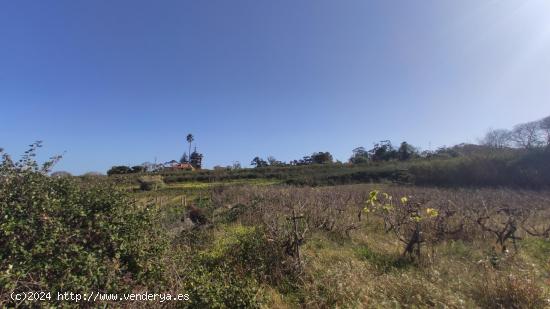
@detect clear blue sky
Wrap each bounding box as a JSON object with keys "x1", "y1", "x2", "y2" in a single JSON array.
[{"x1": 1, "y1": 0, "x2": 549, "y2": 174}]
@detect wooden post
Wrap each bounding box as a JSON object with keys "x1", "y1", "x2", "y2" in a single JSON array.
[
  {"x1": 292, "y1": 209, "x2": 301, "y2": 264},
  {"x1": 288, "y1": 209, "x2": 306, "y2": 272}
]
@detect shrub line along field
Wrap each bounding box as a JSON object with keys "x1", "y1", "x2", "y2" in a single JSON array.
[{"x1": 110, "y1": 146, "x2": 550, "y2": 190}]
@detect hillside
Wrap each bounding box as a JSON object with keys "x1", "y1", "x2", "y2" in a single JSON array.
[{"x1": 108, "y1": 145, "x2": 550, "y2": 189}]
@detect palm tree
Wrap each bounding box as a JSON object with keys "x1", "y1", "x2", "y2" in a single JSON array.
[{"x1": 186, "y1": 134, "x2": 194, "y2": 161}]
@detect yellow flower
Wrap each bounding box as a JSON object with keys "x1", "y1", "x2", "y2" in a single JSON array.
[
  {"x1": 400, "y1": 196, "x2": 408, "y2": 204},
  {"x1": 369, "y1": 190, "x2": 379, "y2": 201},
  {"x1": 426, "y1": 208, "x2": 439, "y2": 217}
]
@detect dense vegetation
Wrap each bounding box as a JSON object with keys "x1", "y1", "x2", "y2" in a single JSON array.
[
  {"x1": 1, "y1": 115, "x2": 549, "y2": 307},
  {"x1": 109, "y1": 144, "x2": 550, "y2": 190},
  {"x1": 106, "y1": 116, "x2": 550, "y2": 190},
  {"x1": 2, "y1": 143, "x2": 550, "y2": 307},
  {"x1": 0, "y1": 143, "x2": 166, "y2": 306}
]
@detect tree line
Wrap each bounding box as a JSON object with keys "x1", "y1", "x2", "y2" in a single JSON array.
[
  {"x1": 250, "y1": 141, "x2": 419, "y2": 168},
  {"x1": 251, "y1": 152, "x2": 335, "y2": 168},
  {"x1": 480, "y1": 115, "x2": 550, "y2": 149},
  {"x1": 105, "y1": 115, "x2": 550, "y2": 175},
  {"x1": 250, "y1": 114, "x2": 550, "y2": 169}
]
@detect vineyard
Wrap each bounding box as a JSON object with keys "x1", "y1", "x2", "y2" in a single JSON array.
[{"x1": 166, "y1": 184, "x2": 550, "y2": 307}]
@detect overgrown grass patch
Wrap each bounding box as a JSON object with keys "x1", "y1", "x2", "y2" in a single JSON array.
[
  {"x1": 355, "y1": 245, "x2": 413, "y2": 273},
  {"x1": 472, "y1": 269, "x2": 548, "y2": 309},
  {"x1": 521, "y1": 238, "x2": 550, "y2": 270}
]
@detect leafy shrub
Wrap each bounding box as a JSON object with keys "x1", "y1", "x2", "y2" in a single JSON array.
[
  {"x1": 0, "y1": 143, "x2": 166, "y2": 305},
  {"x1": 183, "y1": 264, "x2": 261, "y2": 308},
  {"x1": 199, "y1": 225, "x2": 290, "y2": 284},
  {"x1": 214, "y1": 203, "x2": 250, "y2": 223},
  {"x1": 174, "y1": 225, "x2": 214, "y2": 248},
  {"x1": 137, "y1": 175, "x2": 165, "y2": 191},
  {"x1": 165, "y1": 225, "x2": 273, "y2": 308}
]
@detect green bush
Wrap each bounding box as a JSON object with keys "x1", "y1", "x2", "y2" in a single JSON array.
[
  {"x1": 199, "y1": 225, "x2": 288, "y2": 283},
  {"x1": 0, "y1": 143, "x2": 166, "y2": 305},
  {"x1": 137, "y1": 175, "x2": 165, "y2": 191},
  {"x1": 183, "y1": 264, "x2": 261, "y2": 308},
  {"x1": 174, "y1": 227, "x2": 214, "y2": 248},
  {"x1": 168, "y1": 225, "x2": 269, "y2": 308}
]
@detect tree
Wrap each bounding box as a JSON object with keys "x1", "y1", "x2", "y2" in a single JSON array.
[
  {"x1": 349, "y1": 147, "x2": 369, "y2": 164},
  {"x1": 297, "y1": 156, "x2": 313, "y2": 165},
  {"x1": 397, "y1": 142, "x2": 417, "y2": 161},
  {"x1": 107, "y1": 165, "x2": 132, "y2": 176},
  {"x1": 369, "y1": 141, "x2": 397, "y2": 162},
  {"x1": 267, "y1": 156, "x2": 284, "y2": 166},
  {"x1": 310, "y1": 152, "x2": 333, "y2": 164},
  {"x1": 186, "y1": 134, "x2": 194, "y2": 161},
  {"x1": 480, "y1": 129, "x2": 511, "y2": 148},
  {"x1": 131, "y1": 165, "x2": 146, "y2": 173},
  {"x1": 251, "y1": 156, "x2": 268, "y2": 168},
  {"x1": 189, "y1": 147, "x2": 203, "y2": 169},
  {"x1": 291, "y1": 153, "x2": 333, "y2": 165},
  {"x1": 539, "y1": 116, "x2": 550, "y2": 146},
  {"x1": 420, "y1": 150, "x2": 435, "y2": 159},
  {"x1": 434, "y1": 146, "x2": 460, "y2": 158},
  {"x1": 267, "y1": 156, "x2": 277, "y2": 166},
  {"x1": 510, "y1": 121, "x2": 543, "y2": 149}
]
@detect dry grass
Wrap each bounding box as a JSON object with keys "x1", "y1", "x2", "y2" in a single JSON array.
[
  {"x1": 206, "y1": 184, "x2": 550, "y2": 307},
  {"x1": 135, "y1": 183, "x2": 550, "y2": 308}
]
